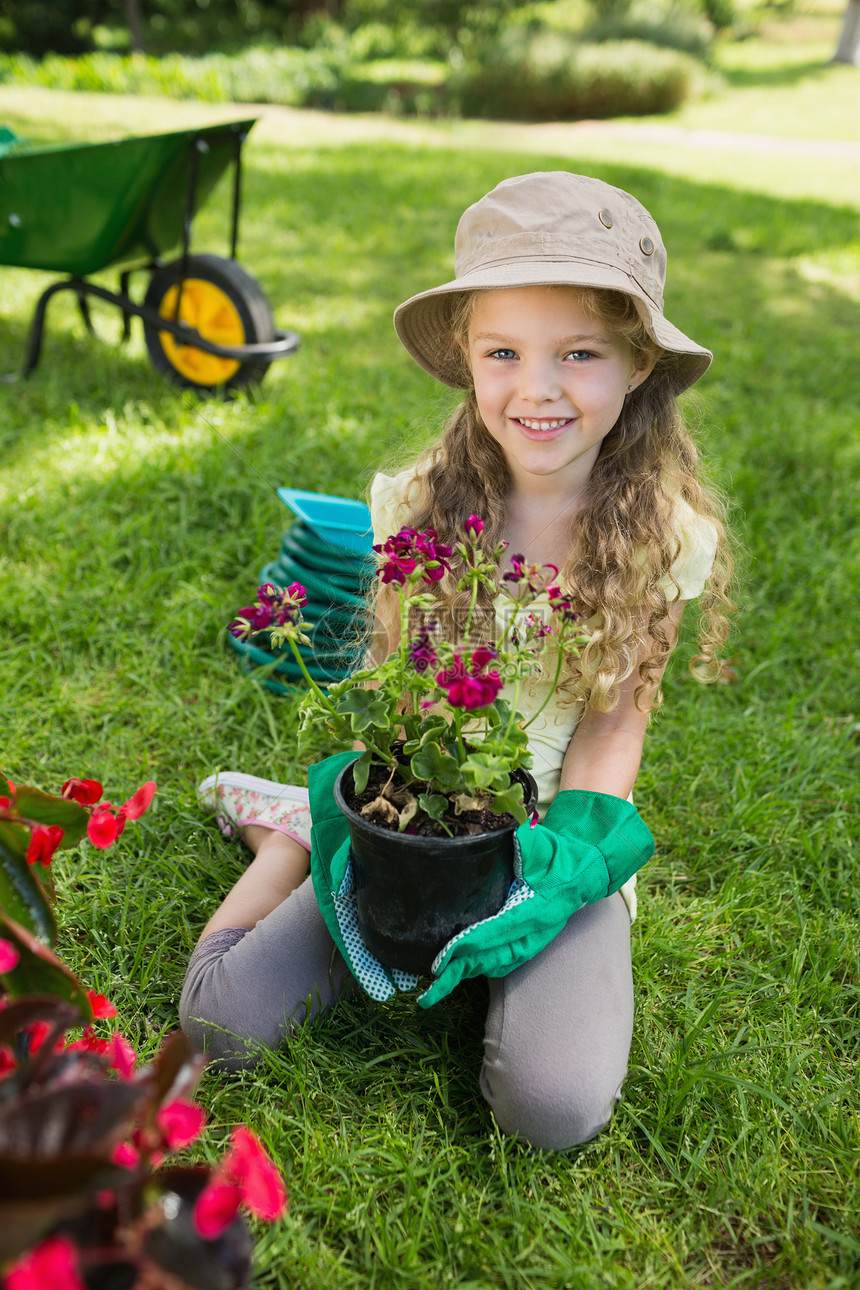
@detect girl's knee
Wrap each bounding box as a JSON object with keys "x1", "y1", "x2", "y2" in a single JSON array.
[
  {"x1": 178, "y1": 929, "x2": 270, "y2": 1070},
  {"x1": 179, "y1": 970, "x2": 260, "y2": 1071},
  {"x1": 481, "y1": 1059, "x2": 626, "y2": 1151}
]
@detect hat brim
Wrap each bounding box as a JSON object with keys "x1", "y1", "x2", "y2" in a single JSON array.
[{"x1": 394, "y1": 260, "x2": 712, "y2": 394}]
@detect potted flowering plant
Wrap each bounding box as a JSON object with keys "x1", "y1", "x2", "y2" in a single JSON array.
[
  {"x1": 229, "y1": 516, "x2": 590, "y2": 973},
  {"x1": 0, "y1": 774, "x2": 288, "y2": 1289}
]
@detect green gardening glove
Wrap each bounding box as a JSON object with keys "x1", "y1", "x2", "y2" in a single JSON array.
[{"x1": 416, "y1": 789, "x2": 654, "y2": 1008}]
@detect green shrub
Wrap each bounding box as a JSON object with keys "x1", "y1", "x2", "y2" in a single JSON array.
[
  {"x1": 0, "y1": 34, "x2": 702, "y2": 121},
  {"x1": 449, "y1": 32, "x2": 702, "y2": 120},
  {"x1": 304, "y1": 57, "x2": 448, "y2": 115},
  {"x1": 584, "y1": 6, "x2": 714, "y2": 57},
  {"x1": 0, "y1": 46, "x2": 344, "y2": 106}
]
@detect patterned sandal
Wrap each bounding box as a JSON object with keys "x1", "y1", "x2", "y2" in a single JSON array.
[{"x1": 197, "y1": 772, "x2": 312, "y2": 849}]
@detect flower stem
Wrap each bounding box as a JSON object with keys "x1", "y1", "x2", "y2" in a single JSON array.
[
  {"x1": 522, "y1": 647, "x2": 565, "y2": 729},
  {"x1": 499, "y1": 677, "x2": 521, "y2": 755}
]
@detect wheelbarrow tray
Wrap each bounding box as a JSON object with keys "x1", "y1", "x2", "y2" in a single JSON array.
[{"x1": 0, "y1": 119, "x2": 257, "y2": 276}]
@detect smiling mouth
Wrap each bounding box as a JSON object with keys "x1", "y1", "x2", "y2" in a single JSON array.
[{"x1": 515, "y1": 417, "x2": 572, "y2": 431}]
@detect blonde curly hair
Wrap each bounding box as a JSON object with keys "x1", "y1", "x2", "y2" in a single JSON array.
[{"x1": 371, "y1": 286, "x2": 734, "y2": 714}]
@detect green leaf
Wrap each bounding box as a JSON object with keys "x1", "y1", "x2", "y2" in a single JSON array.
[
  {"x1": 12, "y1": 788, "x2": 88, "y2": 849},
  {"x1": 352, "y1": 751, "x2": 372, "y2": 796},
  {"x1": 418, "y1": 792, "x2": 449, "y2": 821},
  {"x1": 0, "y1": 824, "x2": 56, "y2": 942},
  {"x1": 461, "y1": 752, "x2": 511, "y2": 792},
  {"x1": 417, "y1": 718, "x2": 449, "y2": 746},
  {"x1": 0, "y1": 913, "x2": 90, "y2": 1015},
  {"x1": 335, "y1": 689, "x2": 390, "y2": 734},
  {"x1": 409, "y1": 742, "x2": 461, "y2": 792},
  {"x1": 490, "y1": 784, "x2": 528, "y2": 824}
]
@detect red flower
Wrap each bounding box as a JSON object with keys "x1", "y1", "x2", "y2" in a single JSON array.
[
  {"x1": 87, "y1": 782, "x2": 156, "y2": 848},
  {"x1": 108, "y1": 1033, "x2": 137, "y2": 1079},
  {"x1": 0, "y1": 938, "x2": 20, "y2": 973},
  {"x1": 110, "y1": 1141, "x2": 140, "y2": 1170},
  {"x1": 193, "y1": 1177, "x2": 243, "y2": 1239},
  {"x1": 26, "y1": 824, "x2": 65, "y2": 867},
  {"x1": 65, "y1": 1027, "x2": 111, "y2": 1057},
  {"x1": 3, "y1": 1235, "x2": 86, "y2": 1290},
  {"x1": 193, "y1": 1126, "x2": 287, "y2": 1239},
  {"x1": 86, "y1": 990, "x2": 118, "y2": 1019},
  {"x1": 120, "y1": 781, "x2": 157, "y2": 821},
  {"x1": 87, "y1": 805, "x2": 124, "y2": 849},
  {"x1": 61, "y1": 778, "x2": 103, "y2": 805},
  {"x1": 157, "y1": 1099, "x2": 207, "y2": 1151}
]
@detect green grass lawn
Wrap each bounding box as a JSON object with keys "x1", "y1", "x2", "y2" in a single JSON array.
[{"x1": 1, "y1": 59, "x2": 858, "y2": 1290}]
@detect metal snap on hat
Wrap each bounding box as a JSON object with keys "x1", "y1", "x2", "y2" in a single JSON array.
[{"x1": 394, "y1": 171, "x2": 712, "y2": 394}]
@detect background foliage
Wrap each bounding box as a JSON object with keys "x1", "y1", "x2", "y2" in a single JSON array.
[
  {"x1": 0, "y1": 0, "x2": 741, "y2": 119},
  {"x1": 0, "y1": 9, "x2": 858, "y2": 1283}
]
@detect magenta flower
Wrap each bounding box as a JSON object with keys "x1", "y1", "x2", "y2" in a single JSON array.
[
  {"x1": 459, "y1": 673, "x2": 503, "y2": 709},
  {"x1": 503, "y1": 555, "x2": 559, "y2": 599},
  {"x1": 408, "y1": 624, "x2": 438, "y2": 673},
  {"x1": 436, "y1": 651, "x2": 503, "y2": 710},
  {"x1": 228, "y1": 603, "x2": 273, "y2": 639},
  {"x1": 464, "y1": 514, "x2": 484, "y2": 539},
  {"x1": 0, "y1": 938, "x2": 20, "y2": 973},
  {"x1": 436, "y1": 653, "x2": 468, "y2": 688},
  {"x1": 374, "y1": 526, "x2": 453, "y2": 586},
  {"x1": 3, "y1": 1235, "x2": 86, "y2": 1290},
  {"x1": 470, "y1": 644, "x2": 498, "y2": 670},
  {"x1": 548, "y1": 589, "x2": 584, "y2": 624},
  {"x1": 229, "y1": 583, "x2": 308, "y2": 640}
]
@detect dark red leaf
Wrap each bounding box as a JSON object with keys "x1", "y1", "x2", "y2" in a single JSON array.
[
  {"x1": 0, "y1": 917, "x2": 91, "y2": 1018},
  {"x1": 0, "y1": 1081, "x2": 147, "y2": 1186},
  {"x1": 12, "y1": 788, "x2": 88, "y2": 849}
]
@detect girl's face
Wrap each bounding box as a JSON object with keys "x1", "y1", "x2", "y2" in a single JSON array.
[{"x1": 467, "y1": 285, "x2": 654, "y2": 492}]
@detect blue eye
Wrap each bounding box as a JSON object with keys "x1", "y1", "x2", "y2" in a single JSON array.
[
  {"x1": 566, "y1": 350, "x2": 595, "y2": 362},
  {"x1": 489, "y1": 348, "x2": 517, "y2": 361}
]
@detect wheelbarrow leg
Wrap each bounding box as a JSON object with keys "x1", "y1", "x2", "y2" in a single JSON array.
[
  {"x1": 2, "y1": 277, "x2": 85, "y2": 379},
  {"x1": 119, "y1": 271, "x2": 134, "y2": 342},
  {"x1": 74, "y1": 283, "x2": 97, "y2": 338}
]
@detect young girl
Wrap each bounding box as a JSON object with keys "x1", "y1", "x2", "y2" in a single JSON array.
[{"x1": 180, "y1": 171, "x2": 732, "y2": 1152}]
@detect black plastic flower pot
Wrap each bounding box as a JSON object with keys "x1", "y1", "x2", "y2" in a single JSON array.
[{"x1": 333, "y1": 760, "x2": 538, "y2": 975}]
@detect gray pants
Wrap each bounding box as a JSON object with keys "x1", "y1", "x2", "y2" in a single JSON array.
[{"x1": 180, "y1": 878, "x2": 634, "y2": 1151}]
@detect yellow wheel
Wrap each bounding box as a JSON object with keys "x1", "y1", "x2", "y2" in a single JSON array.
[{"x1": 143, "y1": 253, "x2": 275, "y2": 394}]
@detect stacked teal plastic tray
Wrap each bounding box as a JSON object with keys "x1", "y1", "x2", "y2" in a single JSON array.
[{"x1": 227, "y1": 489, "x2": 376, "y2": 695}]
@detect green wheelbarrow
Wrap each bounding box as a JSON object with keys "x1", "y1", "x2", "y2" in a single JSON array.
[{"x1": 0, "y1": 119, "x2": 299, "y2": 394}]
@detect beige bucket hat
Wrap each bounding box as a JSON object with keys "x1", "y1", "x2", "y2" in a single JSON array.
[{"x1": 394, "y1": 171, "x2": 712, "y2": 394}]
